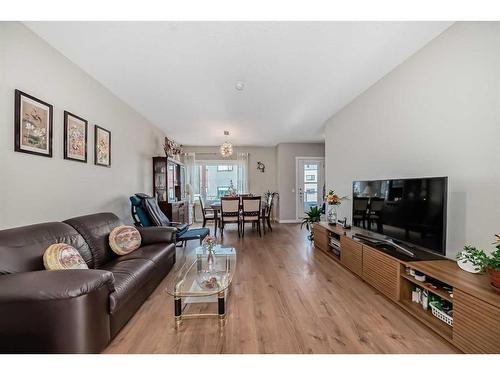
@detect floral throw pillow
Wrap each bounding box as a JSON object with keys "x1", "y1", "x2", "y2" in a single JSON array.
[
  {"x1": 109, "y1": 225, "x2": 142, "y2": 255},
  {"x1": 43, "y1": 243, "x2": 88, "y2": 270}
]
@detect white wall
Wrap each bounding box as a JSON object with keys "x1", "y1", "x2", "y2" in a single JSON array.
[
  {"x1": 324, "y1": 22, "x2": 500, "y2": 258},
  {"x1": 0, "y1": 22, "x2": 165, "y2": 228},
  {"x1": 276, "y1": 143, "x2": 325, "y2": 221}
]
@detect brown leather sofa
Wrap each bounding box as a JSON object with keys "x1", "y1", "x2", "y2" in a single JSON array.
[{"x1": 0, "y1": 212, "x2": 176, "y2": 353}]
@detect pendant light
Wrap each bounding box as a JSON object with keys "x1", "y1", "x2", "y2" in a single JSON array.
[{"x1": 220, "y1": 130, "x2": 233, "y2": 158}]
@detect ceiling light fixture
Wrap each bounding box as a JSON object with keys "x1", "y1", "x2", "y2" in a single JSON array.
[
  {"x1": 235, "y1": 81, "x2": 245, "y2": 91},
  {"x1": 220, "y1": 130, "x2": 233, "y2": 158}
]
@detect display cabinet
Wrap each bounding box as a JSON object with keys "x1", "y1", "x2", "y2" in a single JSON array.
[{"x1": 153, "y1": 157, "x2": 188, "y2": 223}]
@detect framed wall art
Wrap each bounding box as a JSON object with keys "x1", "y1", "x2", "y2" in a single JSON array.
[
  {"x1": 94, "y1": 125, "x2": 111, "y2": 167},
  {"x1": 64, "y1": 111, "x2": 88, "y2": 163},
  {"x1": 14, "y1": 89, "x2": 53, "y2": 157}
]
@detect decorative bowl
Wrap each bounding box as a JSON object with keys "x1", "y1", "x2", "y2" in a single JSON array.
[{"x1": 196, "y1": 270, "x2": 221, "y2": 290}]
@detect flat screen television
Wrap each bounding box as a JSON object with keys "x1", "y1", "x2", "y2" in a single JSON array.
[{"x1": 352, "y1": 177, "x2": 447, "y2": 256}]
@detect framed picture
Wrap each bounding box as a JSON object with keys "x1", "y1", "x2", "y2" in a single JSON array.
[
  {"x1": 64, "y1": 111, "x2": 88, "y2": 163},
  {"x1": 94, "y1": 125, "x2": 111, "y2": 167},
  {"x1": 14, "y1": 89, "x2": 53, "y2": 157}
]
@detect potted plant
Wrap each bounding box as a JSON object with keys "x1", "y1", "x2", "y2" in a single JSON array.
[
  {"x1": 456, "y1": 245, "x2": 488, "y2": 274},
  {"x1": 324, "y1": 190, "x2": 348, "y2": 225},
  {"x1": 485, "y1": 235, "x2": 500, "y2": 290},
  {"x1": 300, "y1": 206, "x2": 322, "y2": 241},
  {"x1": 457, "y1": 234, "x2": 500, "y2": 291}
]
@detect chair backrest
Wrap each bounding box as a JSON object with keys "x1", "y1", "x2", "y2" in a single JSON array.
[
  {"x1": 130, "y1": 194, "x2": 153, "y2": 227},
  {"x1": 238, "y1": 193, "x2": 252, "y2": 205},
  {"x1": 221, "y1": 197, "x2": 240, "y2": 217},
  {"x1": 142, "y1": 197, "x2": 171, "y2": 226},
  {"x1": 369, "y1": 197, "x2": 385, "y2": 212},
  {"x1": 242, "y1": 196, "x2": 261, "y2": 218},
  {"x1": 198, "y1": 196, "x2": 207, "y2": 219},
  {"x1": 353, "y1": 197, "x2": 369, "y2": 212}
]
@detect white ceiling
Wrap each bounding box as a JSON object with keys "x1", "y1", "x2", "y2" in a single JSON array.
[{"x1": 25, "y1": 21, "x2": 452, "y2": 146}]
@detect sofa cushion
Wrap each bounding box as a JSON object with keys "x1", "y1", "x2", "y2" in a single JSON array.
[
  {"x1": 101, "y1": 258, "x2": 157, "y2": 314},
  {"x1": 0, "y1": 222, "x2": 92, "y2": 274},
  {"x1": 109, "y1": 226, "x2": 142, "y2": 255},
  {"x1": 43, "y1": 243, "x2": 89, "y2": 270},
  {"x1": 118, "y1": 243, "x2": 175, "y2": 269},
  {"x1": 65, "y1": 213, "x2": 121, "y2": 268}
]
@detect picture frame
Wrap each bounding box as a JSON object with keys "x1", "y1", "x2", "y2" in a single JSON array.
[
  {"x1": 14, "y1": 89, "x2": 53, "y2": 157},
  {"x1": 64, "y1": 111, "x2": 88, "y2": 163},
  {"x1": 94, "y1": 125, "x2": 111, "y2": 167}
]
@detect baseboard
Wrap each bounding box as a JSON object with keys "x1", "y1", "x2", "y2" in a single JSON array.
[{"x1": 278, "y1": 219, "x2": 301, "y2": 224}]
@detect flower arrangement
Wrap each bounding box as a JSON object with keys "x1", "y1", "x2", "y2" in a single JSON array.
[
  {"x1": 325, "y1": 190, "x2": 347, "y2": 205},
  {"x1": 202, "y1": 235, "x2": 218, "y2": 252}
]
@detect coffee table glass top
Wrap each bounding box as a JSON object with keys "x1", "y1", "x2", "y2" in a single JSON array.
[{"x1": 166, "y1": 245, "x2": 237, "y2": 298}]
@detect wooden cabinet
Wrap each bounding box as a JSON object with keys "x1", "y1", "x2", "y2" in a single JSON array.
[
  {"x1": 153, "y1": 156, "x2": 188, "y2": 224},
  {"x1": 340, "y1": 237, "x2": 363, "y2": 276},
  {"x1": 313, "y1": 224, "x2": 329, "y2": 253},
  {"x1": 169, "y1": 201, "x2": 188, "y2": 223},
  {"x1": 453, "y1": 288, "x2": 500, "y2": 353},
  {"x1": 362, "y1": 245, "x2": 399, "y2": 301},
  {"x1": 312, "y1": 221, "x2": 500, "y2": 353}
]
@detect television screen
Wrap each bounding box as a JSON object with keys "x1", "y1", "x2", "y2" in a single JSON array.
[{"x1": 352, "y1": 177, "x2": 447, "y2": 255}]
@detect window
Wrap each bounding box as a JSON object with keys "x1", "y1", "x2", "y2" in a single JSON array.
[
  {"x1": 217, "y1": 186, "x2": 229, "y2": 197},
  {"x1": 194, "y1": 161, "x2": 240, "y2": 201},
  {"x1": 217, "y1": 165, "x2": 233, "y2": 172}
]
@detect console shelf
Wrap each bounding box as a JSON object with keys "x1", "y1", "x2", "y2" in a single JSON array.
[
  {"x1": 399, "y1": 300, "x2": 453, "y2": 340},
  {"x1": 400, "y1": 273, "x2": 453, "y2": 303}
]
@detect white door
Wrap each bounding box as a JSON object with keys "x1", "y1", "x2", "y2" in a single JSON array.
[{"x1": 296, "y1": 158, "x2": 325, "y2": 219}]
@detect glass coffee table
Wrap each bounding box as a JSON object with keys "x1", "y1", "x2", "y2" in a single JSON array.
[{"x1": 166, "y1": 245, "x2": 237, "y2": 328}]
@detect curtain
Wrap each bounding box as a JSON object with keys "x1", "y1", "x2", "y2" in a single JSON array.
[
  {"x1": 236, "y1": 152, "x2": 249, "y2": 194},
  {"x1": 183, "y1": 152, "x2": 196, "y2": 199}
]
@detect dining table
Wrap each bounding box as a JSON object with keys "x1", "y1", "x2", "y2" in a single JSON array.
[{"x1": 209, "y1": 199, "x2": 268, "y2": 237}]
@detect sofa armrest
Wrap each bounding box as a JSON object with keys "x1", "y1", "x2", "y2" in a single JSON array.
[
  {"x1": 137, "y1": 226, "x2": 177, "y2": 245},
  {"x1": 0, "y1": 269, "x2": 114, "y2": 303},
  {"x1": 0, "y1": 270, "x2": 115, "y2": 353}
]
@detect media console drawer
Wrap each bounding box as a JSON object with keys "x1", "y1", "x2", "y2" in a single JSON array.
[
  {"x1": 341, "y1": 237, "x2": 363, "y2": 276},
  {"x1": 362, "y1": 245, "x2": 399, "y2": 301},
  {"x1": 453, "y1": 289, "x2": 500, "y2": 353}
]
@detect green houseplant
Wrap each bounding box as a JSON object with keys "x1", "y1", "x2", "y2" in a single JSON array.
[
  {"x1": 456, "y1": 245, "x2": 488, "y2": 273},
  {"x1": 485, "y1": 235, "x2": 500, "y2": 289},
  {"x1": 300, "y1": 206, "x2": 322, "y2": 241},
  {"x1": 457, "y1": 234, "x2": 500, "y2": 290}
]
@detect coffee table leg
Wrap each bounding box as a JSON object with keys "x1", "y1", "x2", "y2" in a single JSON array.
[
  {"x1": 218, "y1": 291, "x2": 225, "y2": 326},
  {"x1": 175, "y1": 297, "x2": 182, "y2": 328}
]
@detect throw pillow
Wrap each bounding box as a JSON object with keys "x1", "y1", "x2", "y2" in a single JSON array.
[
  {"x1": 43, "y1": 243, "x2": 89, "y2": 270},
  {"x1": 109, "y1": 225, "x2": 142, "y2": 255}
]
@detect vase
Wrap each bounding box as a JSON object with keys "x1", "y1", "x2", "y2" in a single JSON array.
[
  {"x1": 207, "y1": 248, "x2": 215, "y2": 271},
  {"x1": 488, "y1": 268, "x2": 500, "y2": 291},
  {"x1": 327, "y1": 204, "x2": 337, "y2": 225},
  {"x1": 457, "y1": 258, "x2": 482, "y2": 274}
]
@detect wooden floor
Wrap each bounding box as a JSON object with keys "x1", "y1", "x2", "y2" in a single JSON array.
[{"x1": 104, "y1": 223, "x2": 459, "y2": 354}]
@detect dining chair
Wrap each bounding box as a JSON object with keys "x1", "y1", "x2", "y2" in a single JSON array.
[
  {"x1": 353, "y1": 197, "x2": 370, "y2": 228},
  {"x1": 199, "y1": 196, "x2": 217, "y2": 234},
  {"x1": 242, "y1": 196, "x2": 262, "y2": 237},
  {"x1": 367, "y1": 197, "x2": 384, "y2": 233},
  {"x1": 220, "y1": 196, "x2": 241, "y2": 237}
]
